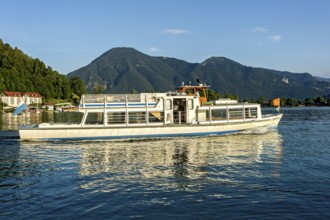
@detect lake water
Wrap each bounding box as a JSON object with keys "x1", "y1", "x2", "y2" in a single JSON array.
[{"x1": 1, "y1": 108, "x2": 330, "y2": 219}]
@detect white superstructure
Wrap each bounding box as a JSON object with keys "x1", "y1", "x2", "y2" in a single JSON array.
[{"x1": 19, "y1": 83, "x2": 282, "y2": 141}]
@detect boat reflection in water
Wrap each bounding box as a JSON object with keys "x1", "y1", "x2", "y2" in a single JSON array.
[{"x1": 78, "y1": 131, "x2": 283, "y2": 191}]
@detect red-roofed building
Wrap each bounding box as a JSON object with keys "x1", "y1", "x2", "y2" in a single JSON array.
[{"x1": 0, "y1": 91, "x2": 42, "y2": 107}]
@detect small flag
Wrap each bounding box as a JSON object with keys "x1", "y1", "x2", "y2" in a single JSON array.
[
  {"x1": 272, "y1": 98, "x2": 280, "y2": 107},
  {"x1": 13, "y1": 103, "x2": 28, "y2": 116},
  {"x1": 275, "y1": 106, "x2": 280, "y2": 112}
]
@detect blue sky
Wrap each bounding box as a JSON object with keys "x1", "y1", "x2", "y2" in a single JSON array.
[{"x1": 1, "y1": 0, "x2": 330, "y2": 77}]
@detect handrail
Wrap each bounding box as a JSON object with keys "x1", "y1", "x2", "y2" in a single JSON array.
[{"x1": 79, "y1": 93, "x2": 159, "y2": 109}]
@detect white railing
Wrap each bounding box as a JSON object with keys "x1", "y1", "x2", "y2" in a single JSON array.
[
  {"x1": 81, "y1": 94, "x2": 141, "y2": 103},
  {"x1": 79, "y1": 93, "x2": 160, "y2": 109}
]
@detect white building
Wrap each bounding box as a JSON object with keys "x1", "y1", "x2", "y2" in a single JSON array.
[{"x1": 0, "y1": 91, "x2": 42, "y2": 107}]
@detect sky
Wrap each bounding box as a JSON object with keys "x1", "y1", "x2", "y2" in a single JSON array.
[{"x1": 1, "y1": 0, "x2": 330, "y2": 78}]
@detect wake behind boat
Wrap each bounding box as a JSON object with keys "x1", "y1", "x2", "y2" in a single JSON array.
[{"x1": 18, "y1": 82, "x2": 282, "y2": 141}]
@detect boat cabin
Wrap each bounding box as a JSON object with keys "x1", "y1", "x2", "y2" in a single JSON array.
[
  {"x1": 77, "y1": 84, "x2": 262, "y2": 128},
  {"x1": 176, "y1": 84, "x2": 210, "y2": 104}
]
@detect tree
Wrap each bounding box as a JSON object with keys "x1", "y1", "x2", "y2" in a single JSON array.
[
  {"x1": 0, "y1": 73, "x2": 4, "y2": 92},
  {"x1": 286, "y1": 98, "x2": 300, "y2": 106},
  {"x1": 71, "y1": 93, "x2": 81, "y2": 105},
  {"x1": 304, "y1": 98, "x2": 314, "y2": 106},
  {"x1": 69, "y1": 76, "x2": 87, "y2": 97},
  {"x1": 207, "y1": 89, "x2": 221, "y2": 100},
  {"x1": 257, "y1": 96, "x2": 265, "y2": 105},
  {"x1": 0, "y1": 39, "x2": 77, "y2": 101},
  {"x1": 315, "y1": 96, "x2": 325, "y2": 105},
  {"x1": 223, "y1": 93, "x2": 238, "y2": 101},
  {"x1": 93, "y1": 84, "x2": 104, "y2": 94}
]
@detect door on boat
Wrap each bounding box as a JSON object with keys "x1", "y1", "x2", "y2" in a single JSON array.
[{"x1": 173, "y1": 98, "x2": 186, "y2": 124}]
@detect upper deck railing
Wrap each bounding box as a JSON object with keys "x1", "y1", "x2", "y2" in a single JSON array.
[
  {"x1": 81, "y1": 94, "x2": 141, "y2": 103},
  {"x1": 79, "y1": 93, "x2": 162, "y2": 109}
]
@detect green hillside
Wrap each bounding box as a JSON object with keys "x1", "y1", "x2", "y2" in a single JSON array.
[
  {"x1": 0, "y1": 39, "x2": 86, "y2": 100},
  {"x1": 68, "y1": 47, "x2": 330, "y2": 99},
  {"x1": 2, "y1": 39, "x2": 328, "y2": 101}
]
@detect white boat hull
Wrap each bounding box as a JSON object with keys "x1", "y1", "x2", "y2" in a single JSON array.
[{"x1": 19, "y1": 114, "x2": 282, "y2": 141}]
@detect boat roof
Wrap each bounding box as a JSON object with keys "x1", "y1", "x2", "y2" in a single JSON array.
[{"x1": 177, "y1": 84, "x2": 210, "y2": 90}]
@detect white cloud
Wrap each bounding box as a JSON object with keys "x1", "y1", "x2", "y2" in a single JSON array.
[
  {"x1": 253, "y1": 27, "x2": 268, "y2": 32},
  {"x1": 269, "y1": 35, "x2": 282, "y2": 42},
  {"x1": 148, "y1": 47, "x2": 160, "y2": 52},
  {"x1": 162, "y1": 29, "x2": 190, "y2": 35}
]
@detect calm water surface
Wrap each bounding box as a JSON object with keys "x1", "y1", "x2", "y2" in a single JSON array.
[{"x1": 0, "y1": 108, "x2": 330, "y2": 219}]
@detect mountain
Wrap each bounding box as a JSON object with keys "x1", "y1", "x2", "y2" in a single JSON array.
[
  {"x1": 68, "y1": 47, "x2": 330, "y2": 99},
  {"x1": 315, "y1": 76, "x2": 330, "y2": 83}
]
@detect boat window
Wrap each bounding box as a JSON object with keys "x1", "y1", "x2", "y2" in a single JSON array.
[
  {"x1": 185, "y1": 88, "x2": 195, "y2": 95},
  {"x1": 129, "y1": 112, "x2": 146, "y2": 124},
  {"x1": 108, "y1": 112, "x2": 126, "y2": 124},
  {"x1": 211, "y1": 109, "x2": 227, "y2": 120},
  {"x1": 229, "y1": 108, "x2": 243, "y2": 120},
  {"x1": 148, "y1": 112, "x2": 164, "y2": 123},
  {"x1": 245, "y1": 107, "x2": 258, "y2": 118},
  {"x1": 165, "y1": 99, "x2": 172, "y2": 110},
  {"x1": 85, "y1": 112, "x2": 104, "y2": 125},
  {"x1": 187, "y1": 99, "x2": 193, "y2": 110},
  {"x1": 54, "y1": 112, "x2": 84, "y2": 123},
  {"x1": 198, "y1": 110, "x2": 210, "y2": 121}
]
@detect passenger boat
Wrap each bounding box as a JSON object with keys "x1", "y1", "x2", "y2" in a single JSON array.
[{"x1": 18, "y1": 83, "x2": 283, "y2": 141}]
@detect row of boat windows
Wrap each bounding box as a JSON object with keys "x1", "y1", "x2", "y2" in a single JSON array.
[
  {"x1": 199, "y1": 107, "x2": 258, "y2": 121},
  {"x1": 84, "y1": 107, "x2": 258, "y2": 125},
  {"x1": 85, "y1": 112, "x2": 165, "y2": 125}
]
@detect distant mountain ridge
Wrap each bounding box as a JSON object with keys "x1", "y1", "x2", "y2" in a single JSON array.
[
  {"x1": 315, "y1": 76, "x2": 330, "y2": 83},
  {"x1": 68, "y1": 47, "x2": 330, "y2": 99}
]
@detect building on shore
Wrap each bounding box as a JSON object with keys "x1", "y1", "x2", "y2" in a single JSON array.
[{"x1": 0, "y1": 91, "x2": 42, "y2": 107}]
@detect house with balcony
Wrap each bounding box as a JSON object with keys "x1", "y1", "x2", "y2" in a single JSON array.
[{"x1": 0, "y1": 91, "x2": 42, "y2": 107}]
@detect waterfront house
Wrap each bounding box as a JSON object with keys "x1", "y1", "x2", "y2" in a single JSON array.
[
  {"x1": 44, "y1": 103, "x2": 54, "y2": 111},
  {"x1": 0, "y1": 91, "x2": 42, "y2": 107}
]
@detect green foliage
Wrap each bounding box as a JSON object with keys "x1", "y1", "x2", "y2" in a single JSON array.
[
  {"x1": 223, "y1": 93, "x2": 239, "y2": 101},
  {"x1": 93, "y1": 84, "x2": 104, "y2": 94},
  {"x1": 69, "y1": 76, "x2": 87, "y2": 97},
  {"x1": 3, "y1": 42, "x2": 330, "y2": 105},
  {"x1": 257, "y1": 96, "x2": 265, "y2": 104},
  {"x1": 0, "y1": 39, "x2": 86, "y2": 102},
  {"x1": 262, "y1": 96, "x2": 329, "y2": 107},
  {"x1": 303, "y1": 96, "x2": 329, "y2": 106},
  {"x1": 206, "y1": 89, "x2": 221, "y2": 100},
  {"x1": 285, "y1": 98, "x2": 301, "y2": 106},
  {"x1": 71, "y1": 93, "x2": 81, "y2": 105}
]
